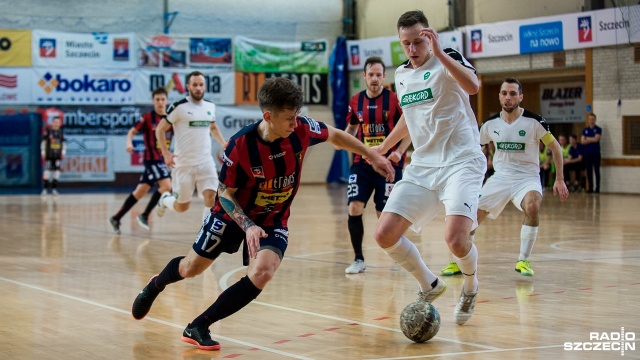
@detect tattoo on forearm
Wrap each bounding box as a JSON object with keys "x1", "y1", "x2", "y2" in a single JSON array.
[{"x1": 219, "y1": 189, "x2": 256, "y2": 232}]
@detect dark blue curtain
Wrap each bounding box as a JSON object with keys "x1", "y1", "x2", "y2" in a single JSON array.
[{"x1": 326, "y1": 36, "x2": 350, "y2": 183}]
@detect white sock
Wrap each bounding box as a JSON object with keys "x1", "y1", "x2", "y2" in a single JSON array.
[
  {"x1": 519, "y1": 225, "x2": 538, "y2": 260},
  {"x1": 202, "y1": 206, "x2": 210, "y2": 223},
  {"x1": 163, "y1": 194, "x2": 177, "y2": 212},
  {"x1": 455, "y1": 243, "x2": 478, "y2": 294},
  {"x1": 382, "y1": 236, "x2": 437, "y2": 292}
]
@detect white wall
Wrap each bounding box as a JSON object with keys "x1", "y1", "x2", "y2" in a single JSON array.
[
  {"x1": 356, "y1": 0, "x2": 450, "y2": 38},
  {"x1": 467, "y1": 0, "x2": 585, "y2": 24},
  {"x1": 0, "y1": 0, "x2": 344, "y2": 41}
]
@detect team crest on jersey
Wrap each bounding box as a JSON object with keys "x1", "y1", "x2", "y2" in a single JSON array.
[
  {"x1": 519, "y1": 130, "x2": 526, "y2": 136},
  {"x1": 349, "y1": 174, "x2": 357, "y2": 183},
  {"x1": 357, "y1": 111, "x2": 364, "y2": 123},
  {"x1": 423, "y1": 72, "x2": 431, "y2": 80},
  {"x1": 252, "y1": 166, "x2": 265, "y2": 178}
]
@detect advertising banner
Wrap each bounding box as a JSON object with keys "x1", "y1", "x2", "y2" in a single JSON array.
[
  {"x1": 31, "y1": 68, "x2": 135, "y2": 105},
  {"x1": 465, "y1": 5, "x2": 640, "y2": 58},
  {"x1": 32, "y1": 30, "x2": 136, "y2": 69},
  {"x1": 61, "y1": 135, "x2": 114, "y2": 181},
  {"x1": 135, "y1": 69, "x2": 235, "y2": 105},
  {"x1": 0, "y1": 29, "x2": 32, "y2": 66},
  {"x1": 346, "y1": 31, "x2": 463, "y2": 71},
  {"x1": 539, "y1": 82, "x2": 586, "y2": 123},
  {"x1": 234, "y1": 36, "x2": 329, "y2": 74},
  {"x1": 137, "y1": 34, "x2": 233, "y2": 70},
  {"x1": 0, "y1": 68, "x2": 32, "y2": 104},
  {"x1": 234, "y1": 72, "x2": 328, "y2": 105}
]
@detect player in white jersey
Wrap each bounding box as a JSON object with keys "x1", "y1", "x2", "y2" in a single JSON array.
[
  {"x1": 155, "y1": 71, "x2": 227, "y2": 222},
  {"x1": 441, "y1": 77, "x2": 569, "y2": 278},
  {"x1": 374, "y1": 10, "x2": 486, "y2": 326}
]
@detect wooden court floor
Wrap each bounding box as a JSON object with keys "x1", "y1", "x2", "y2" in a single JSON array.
[{"x1": 0, "y1": 185, "x2": 639, "y2": 359}]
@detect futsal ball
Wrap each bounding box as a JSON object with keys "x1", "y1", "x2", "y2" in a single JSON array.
[{"x1": 399, "y1": 301, "x2": 441, "y2": 343}]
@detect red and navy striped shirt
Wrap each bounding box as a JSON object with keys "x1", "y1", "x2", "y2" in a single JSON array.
[
  {"x1": 133, "y1": 111, "x2": 173, "y2": 162},
  {"x1": 346, "y1": 87, "x2": 404, "y2": 167},
  {"x1": 213, "y1": 116, "x2": 329, "y2": 227}
]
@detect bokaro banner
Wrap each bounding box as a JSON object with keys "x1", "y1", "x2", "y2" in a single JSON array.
[
  {"x1": 31, "y1": 68, "x2": 135, "y2": 105},
  {"x1": 32, "y1": 30, "x2": 136, "y2": 69},
  {"x1": 134, "y1": 69, "x2": 235, "y2": 105},
  {"x1": 137, "y1": 34, "x2": 233, "y2": 70},
  {"x1": 346, "y1": 31, "x2": 463, "y2": 71},
  {"x1": 539, "y1": 82, "x2": 586, "y2": 123}
]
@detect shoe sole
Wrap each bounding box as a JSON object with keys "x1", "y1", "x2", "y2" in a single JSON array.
[
  {"x1": 441, "y1": 270, "x2": 462, "y2": 276},
  {"x1": 131, "y1": 275, "x2": 159, "y2": 320},
  {"x1": 181, "y1": 336, "x2": 221, "y2": 351},
  {"x1": 515, "y1": 269, "x2": 534, "y2": 276},
  {"x1": 345, "y1": 268, "x2": 366, "y2": 274},
  {"x1": 136, "y1": 217, "x2": 150, "y2": 230},
  {"x1": 108, "y1": 219, "x2": 121, "y2": 235}
]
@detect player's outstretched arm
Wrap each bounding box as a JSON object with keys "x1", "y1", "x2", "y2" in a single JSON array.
[
  {"x1": 326, "y1": 125, "x2": 395, "y2": 181},
  {"x1": 209, "y1": 122, "x2": 227, "y2": 148},
  {"x1": 218, "y1": 183, "x2": 266, "y2": 259},
  {"x1": 377, "y1": 114, "x2": 409, "y2": 155}
]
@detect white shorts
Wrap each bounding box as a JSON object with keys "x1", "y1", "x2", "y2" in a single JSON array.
[
  {"x1": 479, "y1": 173, "x2": 542, "y2": 219},
  {"x1": 383, "y1": 156, "x2": 486, "y2": 233},
  {"x1": 172, "y1": 161, "x2": 219, "y2": 204}
]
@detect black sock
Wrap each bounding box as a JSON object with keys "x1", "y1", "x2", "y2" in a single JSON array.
[
  {"x1": 150, "y1": 256, "x2": 185, "y2": 295},
  {"x1": 191, "y1": 276, "x2": 262, "y2": 328},
  {"x1": 52, "y1": 179, "x2": 58, "y2": 190},
  {"x1": 431, "y1": 279, "x2": 438, "y2": 289},
  {"x1": 348, "y1": 215, "x2": 364, "y2": 261},
  {"x1": 113, "y1": 193, "x2": 138, "y2": 221},
  {"x1": 142, "y1": 191, "x2": 162, "y2": 217},
  {"x1": 43, "y1": 179, "x2": 50, "y2": 190}
]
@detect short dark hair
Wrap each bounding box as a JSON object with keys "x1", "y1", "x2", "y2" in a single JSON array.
[
  {"x1": 397, "y1": 10, "x2": 429, "y2": 31},
  {"x1": 152, "y1": 87, "x2": 167, "y2": 98},
  {"x1": 363, "y1": 56, "x2": 385, "y2": 74},
  {"x1": 257, "y1": 77, "x2": 303, "y2": 113},
  {"x1": 504, "y1": 77, "x2": 523, "y2": 94},
  {"x1": 588, "y1": 112, "x2": 597, "y2": 119},
  {"x1": 186, "y1": 71, "x2": 205, "y2": 84},
  {"x1": 569, "y1": 134, "x2": 578, "y2": 140}
]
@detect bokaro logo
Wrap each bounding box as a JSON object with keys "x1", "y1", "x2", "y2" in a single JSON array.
[{"x1": 38, "y1": 72, "x2": 132, "y2": 94}]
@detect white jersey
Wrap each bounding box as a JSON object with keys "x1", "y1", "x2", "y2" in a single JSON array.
[
  {"x1": 480, "y1": 109, "x2": 552, "y2": 177},
  {"x1": 166, "y1": 97, "x2": 216, "y2": 168},
  {"x1": 395, "y1": 48, "x2": 484, "y2": 167}
]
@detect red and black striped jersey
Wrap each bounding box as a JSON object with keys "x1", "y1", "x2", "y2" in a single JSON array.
[
  {"x1": 213, "y1": 116, "x2": 329, "y2": 227},
  {"x1": 346, "y1": 88, "x2": 404, "y2": 167},
  {"x1": 133, "y1": 111, "x2": 173, "y2": 162}
]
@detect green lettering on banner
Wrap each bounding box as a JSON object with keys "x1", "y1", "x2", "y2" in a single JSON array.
[
  {"x1": 400, "y1": 88, "x2": 433, "y2": 106},
  {"x1": 189, "y1": 121, "x2": 210, "y2": 127},
  {"x1": 496, "y1": 142, "x2": 526, "y2": 151}
]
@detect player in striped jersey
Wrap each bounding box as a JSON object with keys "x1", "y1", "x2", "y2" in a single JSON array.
[
  {"x1": 132, "y1": 77, "x2": 395, "y2": 351},
  {"x1": 109, "y1": 87, "x2": 172, "y2": 234},
  {"x1": 344, "y1": 56, "x2": 411, "y2": 274},
  {"x1": 41, "y1": 116, "x2": 66, "y2": 196},
  {"x1": 441, "y1": 77, "x2": 569, "y2": 277}
]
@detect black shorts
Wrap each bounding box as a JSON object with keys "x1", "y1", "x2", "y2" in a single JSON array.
[
  {"x1": 347, "y1": 163, "x2": 403, "y2": 212},
  {"x1": 44, "y1": 158, "x2": 61, "y2": 171},
  {"x1": 193, "y1": 212, "x2": 289, "y2": 262},
  {"x1": 138, "y1": 161, "x2": 171, "y2": 185}
]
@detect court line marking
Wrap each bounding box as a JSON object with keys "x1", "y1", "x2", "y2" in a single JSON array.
[
  {"x1": 367, "y1": 344, "x2": 563, "y2": 359},
  {"x1": 219, "y1": 266, "x2": 501, "y2": 351},
  {"x1": 0, "y1": 276, "x2": 313, "y2": 360}
]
